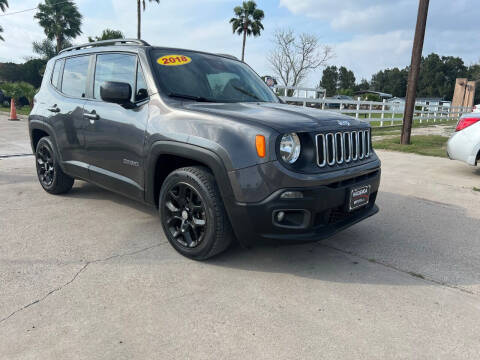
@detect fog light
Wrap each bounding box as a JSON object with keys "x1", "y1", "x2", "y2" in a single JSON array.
[
  {"x1": 280, "y1": 191, "x2": 303, "y2": 199},
  {"x1": 276, "y1": 211, "x2": 285, "y2": 222}
]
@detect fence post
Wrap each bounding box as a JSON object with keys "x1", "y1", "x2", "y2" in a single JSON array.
[
  {"x1": 380, "y1": 99, "x2": 385, "y2": 127},
  {"x1": 322, "y1": 94, "x2": 326, "y2": 110},
  {"x1": 356, "y1": 97, "x2": 360, "y2": 119},
  {"x1": 391, "y1": 104, "x2": 395, "y2": 125},
  {"x1": 303, "y1": 101, "x2": 306, "y2": 107},
  {"x1": 369, "y1": 103, "x2": 372, "y2": 119}
]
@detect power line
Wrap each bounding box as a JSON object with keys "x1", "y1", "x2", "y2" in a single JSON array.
[{"x1": 0, "y1": 1, "x2": 72, "y2": 17}]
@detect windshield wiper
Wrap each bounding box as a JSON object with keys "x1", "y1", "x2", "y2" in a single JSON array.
[
  {"x1": 168, "y1": 92, "x2": 216, "y2": 103},
  {"x1": 232, "y1": 86, "x2": 262, "y2": 101}
]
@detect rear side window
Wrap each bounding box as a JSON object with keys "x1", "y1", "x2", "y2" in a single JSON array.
[
  {"x1": 94, "y1": 53, "x2": 136, "y2": 100},
  {"x1": 62, "y1": 56, "x2": 90, "y2": 98},
  {"x1": 51, "y1": 59, "x2": 63, "y2": 89}
]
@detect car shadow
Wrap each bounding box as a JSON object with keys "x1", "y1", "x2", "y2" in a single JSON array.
[
  {"x1": 63, "y1": 183, "x2": 480, "y2": 289},
  {"x1": 207, "y1": 192, "x2": 480, "y2": 289},
  {"x1": 67, "y1": 180, "x2": 157, "y2": 216}
]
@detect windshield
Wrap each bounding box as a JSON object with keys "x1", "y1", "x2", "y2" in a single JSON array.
[{"x1": 150, "y1": 49, "x2": 279, "y2": 103}]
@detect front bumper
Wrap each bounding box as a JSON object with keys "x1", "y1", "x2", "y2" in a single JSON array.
[{"x1": 227, "y1": 167, "x2": 380, "y2": 245}]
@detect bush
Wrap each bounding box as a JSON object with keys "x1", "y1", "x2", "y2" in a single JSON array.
[{"x1": 0, "y1": 82, "x2": 37, "y2": 107}]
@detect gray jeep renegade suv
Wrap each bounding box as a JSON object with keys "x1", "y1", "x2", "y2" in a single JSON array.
[{"x1": 29, "y1": 39, "x2": 381, "y2": 260}]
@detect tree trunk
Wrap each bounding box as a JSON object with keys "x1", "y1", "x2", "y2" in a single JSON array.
[
  {"x1": 56, "y1": 35, "x2": 62, "y2": 54},
  {"x1": 241, "y1": 24, "x2": 247, "y2": 62},
  {"x1": 137, "y1": 0, "x2": 141, "y2": 40}
]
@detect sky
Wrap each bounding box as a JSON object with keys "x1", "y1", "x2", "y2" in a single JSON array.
[{"x1": 1, "y1": 0, "x2": 479, "y2": 87}]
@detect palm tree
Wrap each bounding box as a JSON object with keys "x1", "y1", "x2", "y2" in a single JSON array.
[
  {"x1": 34, "y1": 0, "x2": 82, "y2": 53},
  {"x1": 88, "y1": 29, "x2": 125, "y2": 43},
  {"x1": 137, "y1": 0, "x2": 160, "y2": 40},
  {"x1": 33, "y1": 38, "x2": 73, "y2": 60},
  {"x1": 0, "y1": 0, "x2": 9, "y2": 41},
  {"x1": 230, "y1": 1, "x2": 264, "y2": 62}
]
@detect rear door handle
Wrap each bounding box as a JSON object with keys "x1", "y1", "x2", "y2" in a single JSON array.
[
  {"x1": 48, "y1": 106, "x2": 60, "y2": 113},
  {"x1": 84, "y1": 112, "x2": 99, "y2": 123}
]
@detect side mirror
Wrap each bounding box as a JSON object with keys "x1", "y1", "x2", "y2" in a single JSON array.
[{"x1": 100, "y1": 81, "x2": 132, "y2": 105}]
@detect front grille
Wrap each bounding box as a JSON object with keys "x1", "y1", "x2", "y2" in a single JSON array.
[{"x1": 316, "y1": 129, "x2": 370, "y2": 168}]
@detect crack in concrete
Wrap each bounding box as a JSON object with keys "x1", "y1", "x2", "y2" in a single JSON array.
[
  {"x1": 0, "y1": 242, "x2": 166, "y2": 325},
  {"x1": 0, "y1": 153, "x2": 33, "y2": 159},
  {"x1": 318, "y1": 243, "x2": 477, "y2": 296}
]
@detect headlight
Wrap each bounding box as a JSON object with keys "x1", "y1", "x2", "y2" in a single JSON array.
[{"x1": 279, "y1": 133, "x2": 301, "y2": 164}]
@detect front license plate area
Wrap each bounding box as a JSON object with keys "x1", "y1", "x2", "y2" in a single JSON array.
[{"x1": 349, "y1": 185, "x2": 371, "y2": 211}]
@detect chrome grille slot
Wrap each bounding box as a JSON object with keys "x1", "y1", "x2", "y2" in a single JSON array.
[
  {"x1": 326, "y1": 133, "x2": 335, "y2": 165},
  {"x1": 316, "y1": 134, "x2": 326, "y2": 167},
  {"x1": 352, "y1": 131, "x2": 358, "y2": 160},
  {"x1": 359, "y1": 131, "x2": 364, "y2": 159},
  {"x1": 316, "y1": 129, "x2": 370, "y2": 168},
  {"x1": 335, "y1": 133, "x2": 343, "y2": 164}
]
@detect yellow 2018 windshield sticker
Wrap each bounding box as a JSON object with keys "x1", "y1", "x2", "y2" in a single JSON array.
[{"x1": 157, "y1": 55, "x2": 192, "y2": 66}]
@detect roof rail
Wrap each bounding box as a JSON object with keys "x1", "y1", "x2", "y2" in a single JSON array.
[{"x1": 59, "y1": 38, "x2": 150, "y2": 54}]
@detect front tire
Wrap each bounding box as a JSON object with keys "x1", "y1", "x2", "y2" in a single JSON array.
[
  {"x1": 159, "y1": 166, "x2": 234, "y2": 260},
  {"x1": 35, "y1": 137, "x2": 74, "y2": 194}
]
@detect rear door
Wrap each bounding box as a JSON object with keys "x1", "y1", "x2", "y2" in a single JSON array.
[
  {"x1": 48, "y1": 55, "x2": 91, "y2": 179},
  {"x1": 83, "y1": 53, "x2": 150, "y2": 200}
]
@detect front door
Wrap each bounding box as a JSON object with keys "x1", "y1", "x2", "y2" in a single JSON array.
[{"x1": 83, "y1": 53, "x2": 150, "y2": 200}]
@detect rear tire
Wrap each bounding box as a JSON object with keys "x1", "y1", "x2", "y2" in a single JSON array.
[
  {"x1": 159, "y1": 166, "x2": 234, "y2": 260},
  {"x1": 35, "y1": 137, "x2": 74, "y2": 194}
]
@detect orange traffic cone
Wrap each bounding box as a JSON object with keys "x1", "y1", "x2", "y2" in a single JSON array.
[{"x1": 9, "y1": 99, "x2": 18, "y2": 121}]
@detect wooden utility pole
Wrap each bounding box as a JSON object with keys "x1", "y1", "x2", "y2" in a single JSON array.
[{"x1": 401, "y1": 0, "x2": 430, "y2": 144}]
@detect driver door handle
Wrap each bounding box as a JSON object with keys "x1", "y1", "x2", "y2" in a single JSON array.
[{"x1": 48, "y1": 106, "x2": 60, "y2": 113}]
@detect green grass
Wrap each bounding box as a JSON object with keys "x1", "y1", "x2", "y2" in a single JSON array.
[
  {"x1": 373, "y1": 135, "x2": 449, "y2": 158},
  {"x1": 371, "y1": 119, "x2": 458, "y2": 136},
  {"x1": 0, "y1": 106, "x2": 31, "y2": 116}
]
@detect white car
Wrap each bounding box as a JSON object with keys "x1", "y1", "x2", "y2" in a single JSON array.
[
  {"x1": 472, "y1": 104, "x2": 480, "y2": 112},
  {"x1": 447, "y1": 113, "x2": 480, "y2": 166}
]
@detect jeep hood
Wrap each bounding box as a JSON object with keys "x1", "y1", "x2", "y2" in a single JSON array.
[{"x1": 181, "y1": 102, "x2": 368, "y2": 133}]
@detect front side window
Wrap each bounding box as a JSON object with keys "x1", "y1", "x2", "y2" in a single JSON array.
[
  {"x1": 94, "y1": 53, "x2": 136, "y2": 101},
  {"x1": 62, "y1": 56, "x2": 90, "y2": 98},
  {"x1": 150, "y1": 50, "x2": 278, "y2": 103}
]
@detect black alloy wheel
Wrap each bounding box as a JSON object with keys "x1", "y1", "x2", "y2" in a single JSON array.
[
  {"x1": 163, "y1": 182, "x2": 207, "y2": 248},
  {"x1": 36, "y1": 142, "x2": 55, "y2": 187},
  {"x1": 159, "y1": 166, "x2": 234, "y2": 260},
  {"x1": 35, "y1": 136, "x2": 74, "y2": 194}
]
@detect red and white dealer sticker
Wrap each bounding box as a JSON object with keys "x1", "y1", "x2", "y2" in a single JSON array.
[{"x1": 349, "y1": 185, "x2": 371, "y2": 211}]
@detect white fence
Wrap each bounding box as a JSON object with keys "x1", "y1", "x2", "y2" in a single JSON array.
[{"x1": 279, "y1": 96, "x2": 472, "y2": 127}]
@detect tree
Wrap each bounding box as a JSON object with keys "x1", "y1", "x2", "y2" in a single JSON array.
[
  {"x1": 320, "y1": 66, "x2": 338, "y2": 96},
  {"x1": 230, "y1": 1, "x2": 264, "y2": 62},
  {"x1": 34, "y1": 0, "x2": 82, "y2": 53},
  {"x1": 21, "y1": 59, "x2": 47, "y2": 88},
  {"x1": 355, "y1": 79, "x2": 370, "y2": 92},
  {"x1": 0, "y1": 0, "x2": 8, "y2": 41},
  {"x1": 88, "y1": 29, "x2": 125, "y2": 42},
  {"x1": 137, "y1": 0, "x2": 160, "y2": 40},
  {"x1": 371, "y1": 67, "x2": 408, "y2": 97},
  {"x1": 338, "y1": 66, "x2": 355, "y2": 92},
  {"x1": 32, "y1": 38, "x2": 73, "y2": 61},
  {"x1": 0, "y1": 82, "x2": 36, "y2": 107},
  {"x1": 268, "y1": 28, "x2": 333, "y2": 90}
]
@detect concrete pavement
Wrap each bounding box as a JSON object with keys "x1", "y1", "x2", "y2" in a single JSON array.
[{"x1": 1, "y1": 118, "x2": 480, "y2": 359}]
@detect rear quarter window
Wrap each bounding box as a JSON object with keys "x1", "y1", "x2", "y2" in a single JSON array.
[{"x1": 50, "y1": 59, "x2": 63, "y2": 89}]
